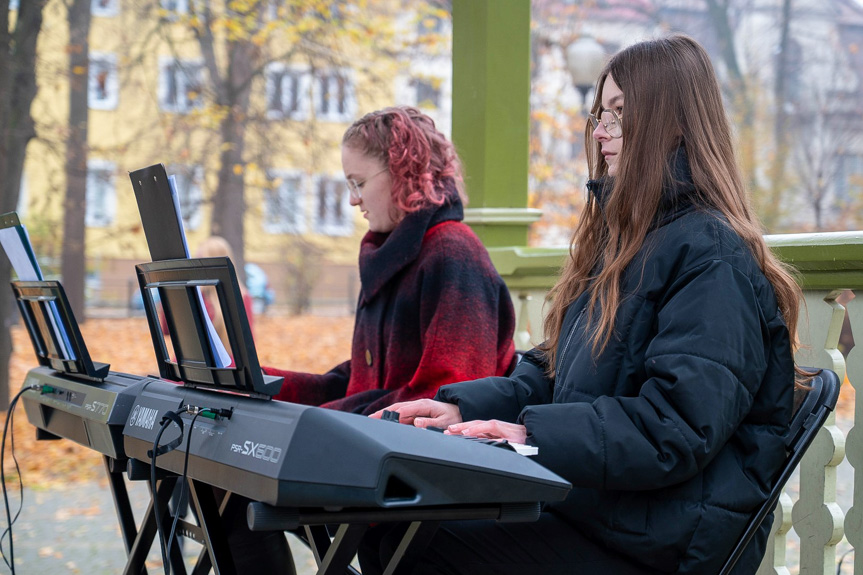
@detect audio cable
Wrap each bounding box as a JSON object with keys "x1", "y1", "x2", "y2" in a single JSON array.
[
  {"x1": 0, "y1": 384, "x2": 42, "y2": 575},
  {"x1": 150, "y1": 405, "x2": 188, "y2": 575},
  {"x1": 149, "y1": 405, "x2": 231, "y2": 575}
]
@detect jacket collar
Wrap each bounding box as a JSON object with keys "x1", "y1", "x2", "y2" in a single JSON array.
[
  {"x1": 359, "y1": 183, "x2": 463, "y2": 304},
  {"x1": 586, "y1": 145, "x2": 697, "y2": 229}
]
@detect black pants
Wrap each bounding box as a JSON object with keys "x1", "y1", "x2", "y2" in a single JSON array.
[
  {"x1": 358, "y1": 513, "x2": 661, "y2": 575},
  {"x1": 211, "y1": 489, "x2": 296, "y2": 575}
]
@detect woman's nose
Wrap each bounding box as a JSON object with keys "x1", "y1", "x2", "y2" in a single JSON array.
[
  {"x1": 349, "y1": 194, "x2": 362, "y2": 207},
  {"x1": 592, "y1": 123, "x2": 609, "y2": 142}
]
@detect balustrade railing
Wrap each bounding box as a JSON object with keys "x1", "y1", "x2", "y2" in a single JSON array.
[{"x1": 489, "y1": 231, "x2": 863, "y2": 574}]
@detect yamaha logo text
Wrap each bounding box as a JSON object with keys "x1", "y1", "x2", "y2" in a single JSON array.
[
  {"x1": 129, "y1": 405, "x2": 159, "y2": 431},
  {"x1": 231, "y1": 440, "x2": 282, "y2": 463}
]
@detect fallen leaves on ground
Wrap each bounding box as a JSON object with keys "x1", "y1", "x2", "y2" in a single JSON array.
[{"x1": 5, "y1": 313, "x2": 353, "y2": 488}]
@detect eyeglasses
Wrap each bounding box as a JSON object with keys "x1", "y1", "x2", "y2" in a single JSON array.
[
  {"x1": 346, "y1": 168, "x2": 388, "y2": 202},
  {"x1": 588, "y1": 109, "x2": 623, "y2": 139}
]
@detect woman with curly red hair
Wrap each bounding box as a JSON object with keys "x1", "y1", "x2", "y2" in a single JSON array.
[{"x1": 262, "y1": 106, "x2": 516, "y2": 415}]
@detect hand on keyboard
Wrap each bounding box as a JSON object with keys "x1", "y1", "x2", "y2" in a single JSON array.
[
  {"x1": 447, "y1": 419, "x2": 528, "y2": 445},
  {"x1": 369, "y1": 398, "x2": 463, "y2": 429},
  {"x1": 424, "y1": 424, "x2": 538, "y2": 456}
]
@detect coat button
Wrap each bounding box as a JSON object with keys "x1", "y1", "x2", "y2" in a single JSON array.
[{"x1": 365, "y1": 349, "x2": 373, "y2": 366}]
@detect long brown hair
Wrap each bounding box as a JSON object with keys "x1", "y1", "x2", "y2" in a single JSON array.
[{"x1": 540, "y1": 35, "x2": 801, "y2": 375}]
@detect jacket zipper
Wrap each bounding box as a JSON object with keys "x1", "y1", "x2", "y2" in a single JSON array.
[{"x1": 556, "y1": 308, "x2": 585, "y2": 376}]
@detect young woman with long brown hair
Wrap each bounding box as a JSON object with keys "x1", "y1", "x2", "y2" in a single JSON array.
[{"x1": 367, "y1": 35, "x2": 802, "y2": 574}]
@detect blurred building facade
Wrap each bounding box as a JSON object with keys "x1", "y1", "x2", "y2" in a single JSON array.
[{"x1": 14, "y1": 0, "x2": 452, "y2": 314}]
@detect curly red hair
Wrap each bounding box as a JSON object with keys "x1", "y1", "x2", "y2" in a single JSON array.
[{"x1": 342, "y1": 106, "x2": 466, "y2": 213}]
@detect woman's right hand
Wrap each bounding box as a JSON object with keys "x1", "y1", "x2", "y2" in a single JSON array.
[{"x1": 369, "y1": 399, "x2": 463, "y2": 429}]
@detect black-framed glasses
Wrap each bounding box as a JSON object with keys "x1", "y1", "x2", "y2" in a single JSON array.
[
  {"x1": 588, "y1": 109, "x2": 623, "y2": 139},
  {"x1": 346, "y1": 168, "x2": 388, "y2": 201}
]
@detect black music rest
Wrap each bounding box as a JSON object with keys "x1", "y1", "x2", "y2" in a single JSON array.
[
  {"x1": 12, "y1": 280, "x2": 154, "y2": 460},
  {"x1": 135, "y1": 256, "x2": 282, "y2": 397}
]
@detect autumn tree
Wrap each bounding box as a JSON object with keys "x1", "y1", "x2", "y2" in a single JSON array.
[
  {"x1": 61, "y1": 0, "x2": 92, "y2": 319},
  {"x1": 134, "y1": 0, "x2": 399, "y2": 280},
  {"x1": 788, "y1": 50, "x2": 863, "y2": 231},
  {"x1": 0, "y1": 0, "x2": 49, "y2": 408}
]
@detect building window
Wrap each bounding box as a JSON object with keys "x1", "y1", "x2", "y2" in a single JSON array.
[
  {"x1": 159, "y1": 58, "x2": 204, "y2": 113},
  {"x1": 161, "y1": 0, "x2": 189, "y2": 13},
  {"x1": 314, "y1": 176, "x2": 352, "y2": 236},
  {"x1": 264, "y1": 171, "x2": 305, "y2": 234},
  {"x1": 89, "y1": 53, "x2": 118, "y2": 110},
  {"x1": 86, "y1": 161, "x2": 116, "y2": 228},
  {"x1": 266, "y1": 64, "x2": 309, "y2": 120},
  {"x1": 412, "y1": 77, "x2": 441, "y2": 110},
  {"x1": 314, "y1": 70, "x2": 355, "y2": 123},
  {"x1": 92, "y1": 0, "x2": 119, "y2": 17},
  {"x1": 168, "y1": 165, "x2": 203, "y2": 231}
]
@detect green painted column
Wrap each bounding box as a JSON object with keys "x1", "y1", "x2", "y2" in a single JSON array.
[{"x1": 452, "y1": 0, "x2": 541, "y2": 247}]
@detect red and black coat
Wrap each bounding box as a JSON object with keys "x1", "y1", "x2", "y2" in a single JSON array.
[{"x1": 263, "y1": 190, "x2": 516, "y2": 415}]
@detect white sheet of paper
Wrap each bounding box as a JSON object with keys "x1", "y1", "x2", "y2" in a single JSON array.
[
  {"x1": 0, "y1": 223, "x2": 76, "y2": 360},
  {"x1": 167, "y1": 175, "x2": 231, "y2": 368},
  {"x1": 0, "y1": 226, "x2": 40, "y2": 281}
]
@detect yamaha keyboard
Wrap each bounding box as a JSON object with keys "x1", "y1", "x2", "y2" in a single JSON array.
[
  {"x1": 21, "y1": 366, "x2": 153, "y2": 460},
  {"x1": 122, "y1": 379, "x2": 571, "y2": 509},
  {"x1": 121, "y1": 256, "x2": 572, "y2": 574}
]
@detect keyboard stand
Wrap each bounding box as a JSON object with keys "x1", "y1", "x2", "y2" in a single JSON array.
[
  {"x1": 247, "y1": 501, "x2": 541, "y2": 575},
  {"x1": 103, "y1": 456, "x2": 142, "y2": 566},
  {"x1": 186, "y1": 481, "x2": 241, "y2": 575},
  {"x1": 118, "y1": 474, "x2": 243, "y2": 575},
  {"x1": 121, "y1": 475, "x2": 187, "y2": 575}
]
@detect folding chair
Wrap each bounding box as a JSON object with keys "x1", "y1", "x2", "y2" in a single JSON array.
[{"x1": 719, "y1": 367, "x2": 841, "y2": 575}]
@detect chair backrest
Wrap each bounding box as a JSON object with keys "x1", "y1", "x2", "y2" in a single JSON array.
[{"x1": 718, "y1": 367, "x2": 841, "y2": 575}]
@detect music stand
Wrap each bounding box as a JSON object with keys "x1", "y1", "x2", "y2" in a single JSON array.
[
  {"x1": 12, "y1": 280, "x2": 109, "y2": 381},
  {"x1": 136, "y1": 256, "x2": 282, "y2": 397},
  {"x1": 129, "y1": 256, "x2": 283, "y2": 574},
  {"x1": 11, "y1": 280, "x2": 153, "y2": 564}
]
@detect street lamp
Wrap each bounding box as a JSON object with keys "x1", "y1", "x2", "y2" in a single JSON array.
[{"x1": 565, "y1": 36, "x2": 607, "y2": 112}]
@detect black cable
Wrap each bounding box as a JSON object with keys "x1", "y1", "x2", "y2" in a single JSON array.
[
  {"x1": 150, "y1": 407, "x2": 188, "y2": 575},
  {"x1": 165, "y1": 409, "x2": 206, "y2": 567},
  {"x1": 150, "y1": 406, "x2": 225, "y2": 575},
  {"x1": 0, "y1": 385, "x2": 41, "y2": 575}
]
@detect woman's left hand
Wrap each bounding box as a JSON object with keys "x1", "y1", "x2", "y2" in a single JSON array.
[{"x1": 445, "y1": 420, "x2": 527, "y2": 444}]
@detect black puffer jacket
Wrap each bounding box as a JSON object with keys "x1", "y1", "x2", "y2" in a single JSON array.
[{"x1": 437, "y1": 150, "x2": 794, "y2": 573}]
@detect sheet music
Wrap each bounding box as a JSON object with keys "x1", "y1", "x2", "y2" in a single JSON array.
[
  {"x1": 166, "y1": 175, "x2": 231, "y2": 368},
  {"x1": 0, "y1": 213, "x2": 76, "y2": 360},
  {"x1": 0, "y1": 224, "x2": 40, "y2": 281}
]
